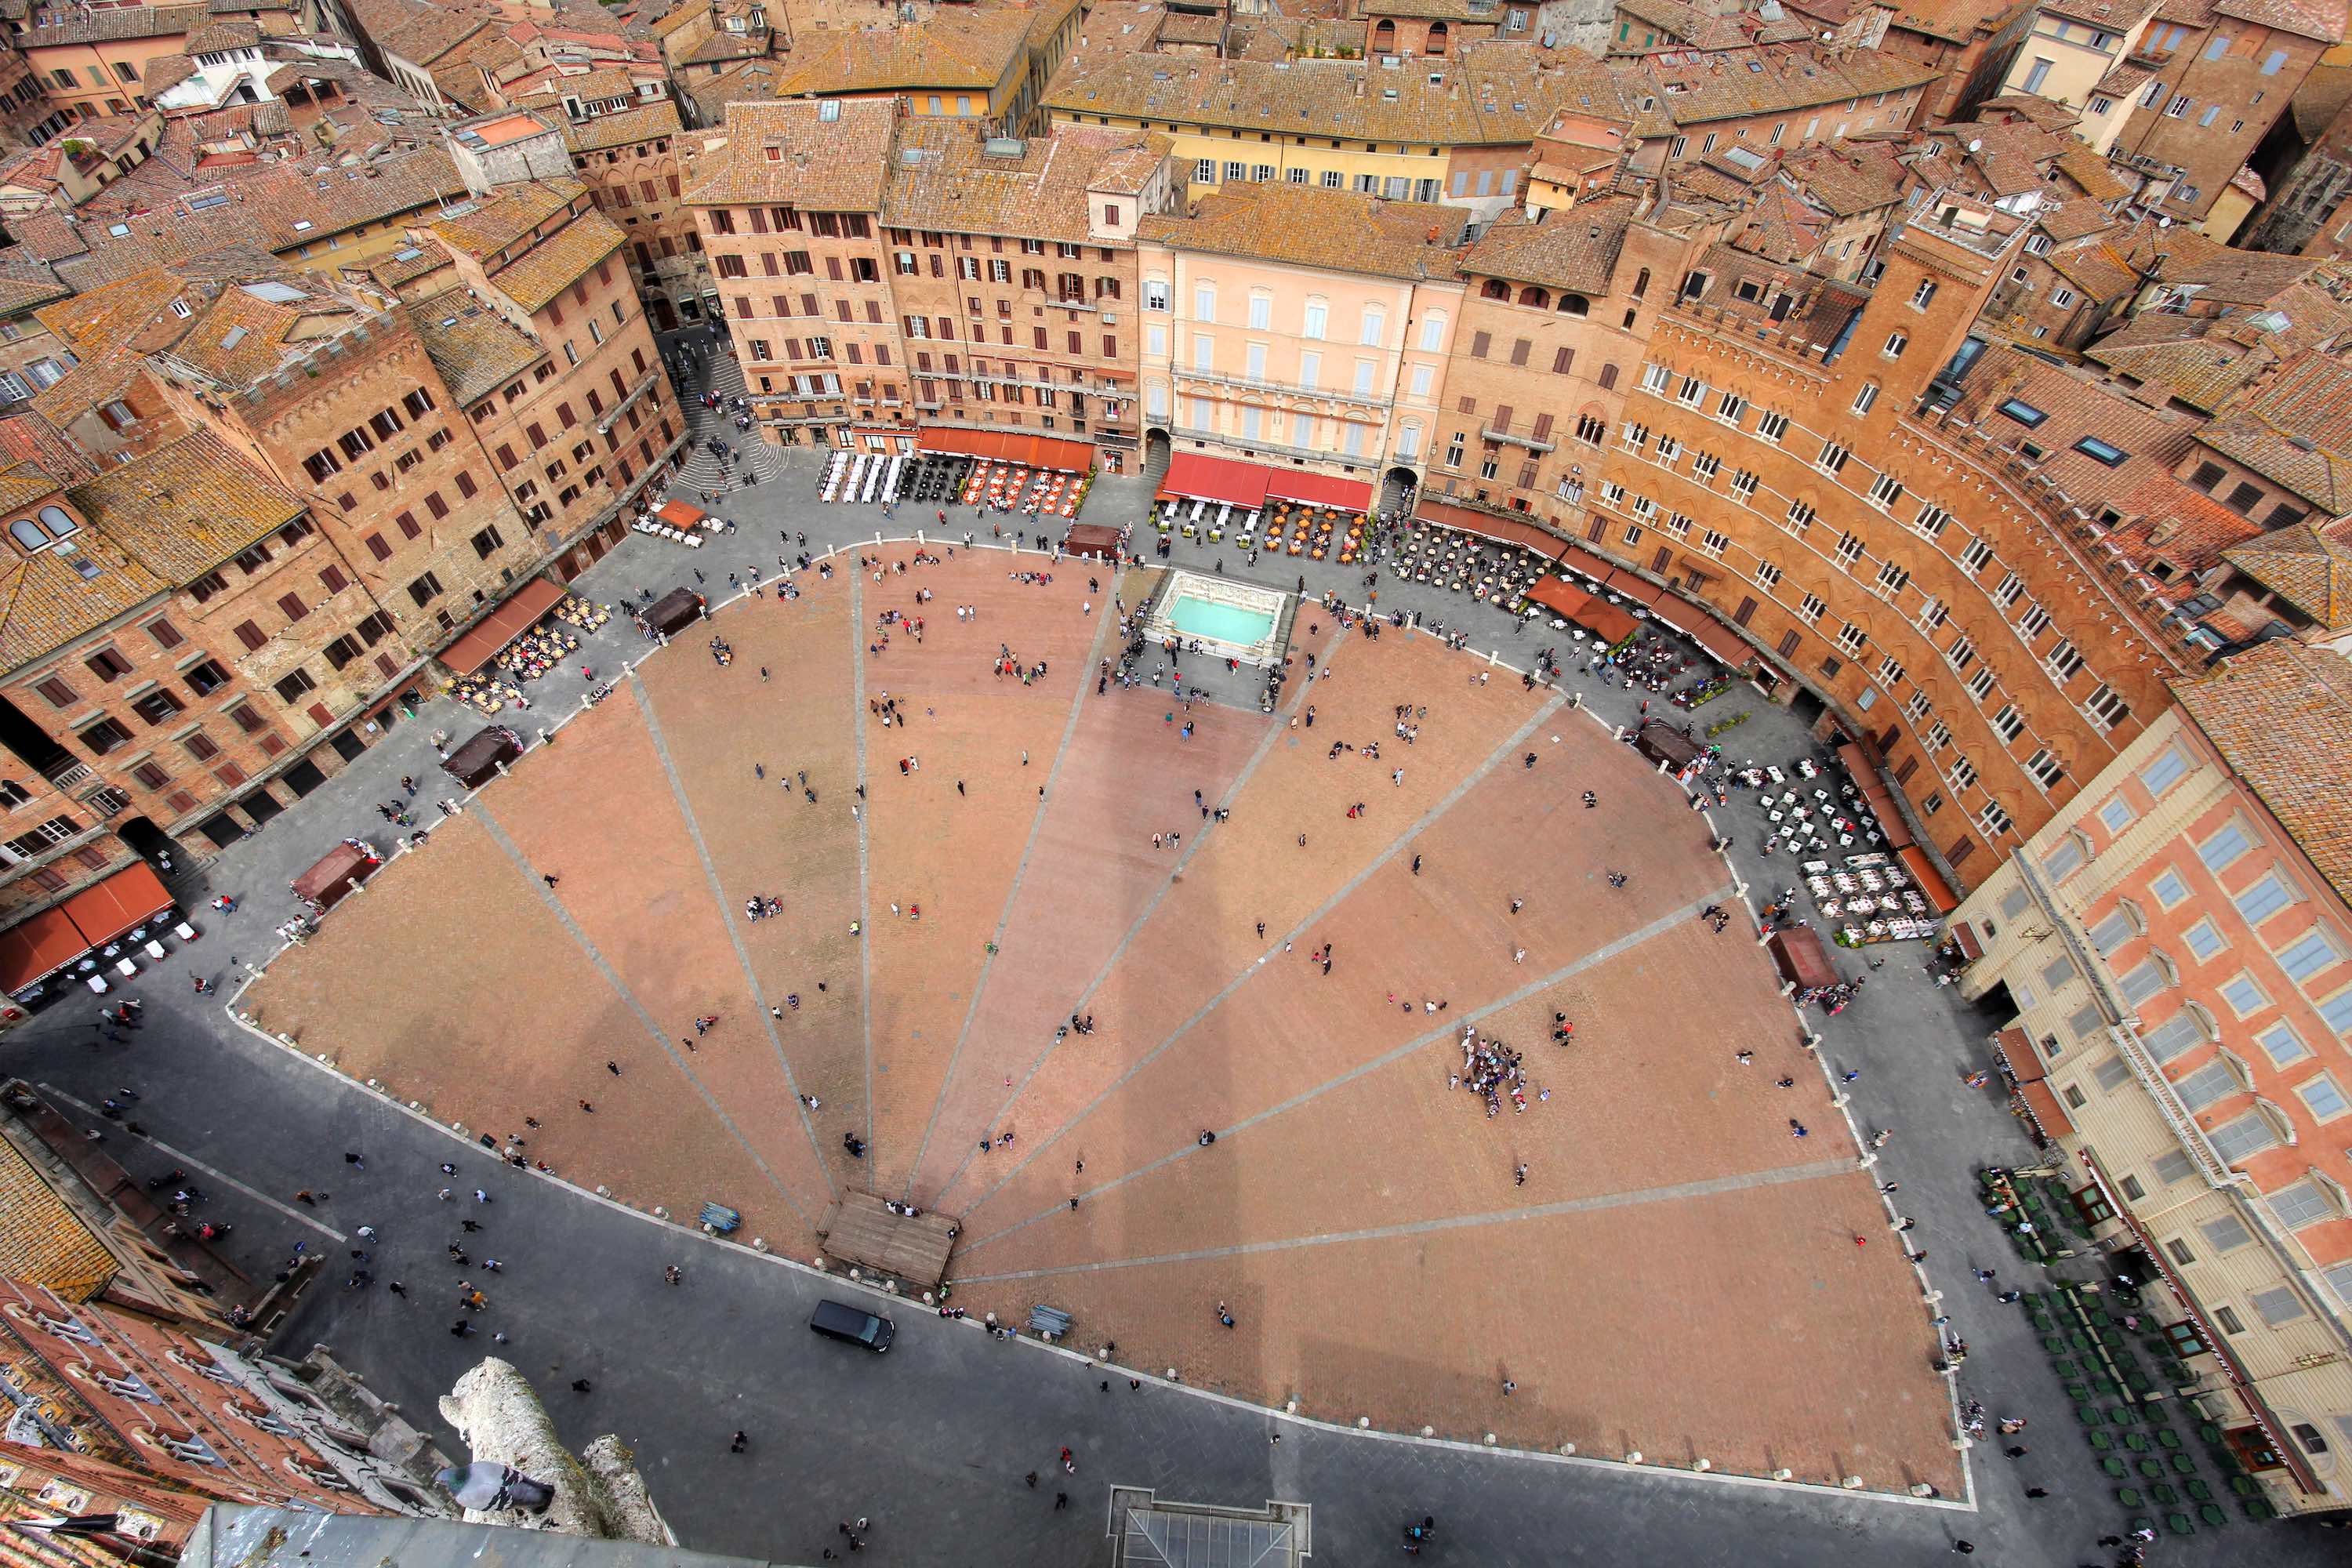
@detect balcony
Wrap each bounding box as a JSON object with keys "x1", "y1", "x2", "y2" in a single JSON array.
[
  {"x1": 42, "y1": 760, "x2": 91, "y2": 791},
  {"x1": 1173, "y1": 424, "x2": 1375, "y2": 469},
  {"x1": 1171, "y1": 364, "x2": 1390, "y2": 412}
]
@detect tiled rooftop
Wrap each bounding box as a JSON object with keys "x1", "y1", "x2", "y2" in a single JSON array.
[
  {"x1": 884, "y1": 121, "x2": 1165, "y2": 245},
  {"x1": 2172, "y1": 638, "x2": 2352, "y2": 910},
  {"x1": 682, "y1": 98, "x2": 898, "y2": 212},
  {"x1": 0, "y1": 1134, "x2": 115, "y2": 1303},
  {"x1": 17, "y1": 2, "x2": 202, "y2": 46},
  {"x1": 1140, "y1": 182, "x2": 1469, "y2": 281},
  {"x1": 403, "y1": 286, "x2": 546, "y2": 403},
  {"x1": 71, "y1": 430, "x2": 304, "y2": 586},
  {"x1": 1460, "y1": 197, "x2": 1632, "y2": 294}
]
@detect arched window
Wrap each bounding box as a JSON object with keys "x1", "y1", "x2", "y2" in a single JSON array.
[
  {"x1": 9, "y1": 519, "x2": 45, "y2": 552},
  {"x1": 1426, "y1": 20, "x2": 1449, "y2": 53},
  {"x1": 1517, "y1": 286, "x2": 1549, "y2": 308},
  {"x1": 1598, "y1": 363, "x2": 1619, "y2": 390},
  {"x1": 1632, "y1": 267, "x2": 1650, "y2": 301},
  {"x1": 37, "y1": 506, "x2": 77, "y2": 539},
  {"x1": 1372, "y1": 17, "x2": 1396, "y2": 51},
  {"x1": 1558, "y1": 293, "x2": 1589, "y2": 317},
  {"x1": 1481, "y1": 278, "x2": 1510, "y2": 300}
]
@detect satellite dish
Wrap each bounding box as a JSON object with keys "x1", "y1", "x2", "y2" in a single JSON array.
[{"x1": 1966, "y1": 137, "x2": 1982, "y2": 151}]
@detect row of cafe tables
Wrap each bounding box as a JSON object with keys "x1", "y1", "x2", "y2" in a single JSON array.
[
  {"x1": 0, "y1": 859, "x2": 186, "y2": 1008},
  {"x1": 1152, "y1": 452, "x2": 1374, "y2": 558}
]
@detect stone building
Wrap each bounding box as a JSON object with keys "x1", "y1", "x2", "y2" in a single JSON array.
[
  {"x1": 1951, "y1": 637, "x2": 2352, "y2": 1516},
  {"x1": 1136, "y1": 183, "x2": 1465, "y2": 495},
  {"x1": 882, "y1": 119, "x2": 1169, "y2": 467},
  {"x1": 1597, "y1": 191, "x2": 2194, "y2": 875},
  {"x1": 0, "y1": 1276, "x2": 453, "y2": 1516}
]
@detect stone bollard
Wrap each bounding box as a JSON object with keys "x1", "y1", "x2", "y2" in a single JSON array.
[
  {"x1": 453, "y1": 1123, "x2": 466, "y2": 1134},
  {"x1": 1910, "y1": 1483, "x2": 1935, "y2": 1498},
  {"x1": 1357, "y1": 1417, "x2": 1371, "y2": 1429},
  {"x1": 1421, "y1": 1426, "x2": 1436, "y2": 1438},
  {"x1": 1842, "y1": 1475, "x2": 1864, "y2": 1490},
  {"x1": 848, "y1": 1269, "x2": 862, "y2": 1282},
  {"x1": 595, "y1": 1185, "x2": 612, "y2": 1197},
  {"x1": 812, "y1": 1257, "x2": 826, "y2": 1269},
  {"x1": 1625, "y1": 1452, "x2": 1643, "y2": 1465},
  {"x1": 1772, "y1": 1468, "x2": 1793, "y2": 1482},
  {"x1": 1283, "y1": 1399, "x2": 1298, "y2": 1414},
  {"x1": 1559, "y1": 1443, "x2": 1577, "y2": 1456},
  {"x1": 1831, "y1": 1094, "x2": 1850, "y2": 1109},
  {"x1": 1484, "y1": 1433, "x2": 1497, "y2": 1446},
  {"x1": 1692, "y1": 1459, "x2": 1711, "y2": 1472},
  {"x1": 752, "y1": 1238, "x2": 768, "y2": 1253},
  {"x1": 652, "y1": 1207, "x2": 669, "y2": 1220}
]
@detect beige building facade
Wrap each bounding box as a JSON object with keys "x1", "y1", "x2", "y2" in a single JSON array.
[{"x1": 1954, "y1": 642, "x2": 2352, "y2": 1514}]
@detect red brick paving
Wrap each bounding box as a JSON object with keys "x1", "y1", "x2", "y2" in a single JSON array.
[
  {"x1": 630, "y1": 582, "x2": 868, "y2": 1198},
  {"x1": 242, "y1": 812, "x2": 786, "y2": 1234},
  {"x1": 237, "y1": 554, "x2": 1957, "y2": 1492},
  {"x1": 903, "y1": 693, "x2": 1268, "y2": 1199},
  {"x1": 927, "y1": 629, "x2": 1544, "y2": 1215},
  {"x1": 948, "y1": 1176, "x2": 1955, "y2": 1493},
  {"x1": 460, "y1": 683, "x2": 834, "y2": 1246}
]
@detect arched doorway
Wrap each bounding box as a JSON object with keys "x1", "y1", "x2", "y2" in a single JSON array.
[
  {"x1": 1145, "y1": 426, "x2": 1172, "y2": 475},
  {"x1": 1381, "y1": 464, "x2": 1420, "y2": 517},
  {"x1": 114, "y1": 815, "x2": 184, "y2": 877}
]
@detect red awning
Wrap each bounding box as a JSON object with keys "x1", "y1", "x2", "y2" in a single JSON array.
[
  {"x1": 1524, "y1": 576, "x2": 1595, "y2": 619},
  {"x1": 1265, "y1": 470, "x2": 1372, "y2": 511},
  {"x1": 1416, "y1": 500, "x2": 1568, "y2": 557},
  {"x1": 1899, "y1": 844, "x2": 1961, "y2": 913},
  {"x1": 1951, "y1": 920, "x2": 1985, "y2": 962},
  {"x1": 1690, "y1": 618, "x2": 1755, "y2": 670},
  {"x1": 2016, "y1": 1078, "x2": 2075, "y2": 1139},
  {"x1": 655, "y1": 499, "x2": 705, "y2": 528},
  {"x1": 1557, "y1": 541, "x2": 1615, "y2": 583},
  {"x1": 1575, "y1": 599, "x2": 1642, "y2": 645},
  {"x1": 1600, "y1": 568, "x2": 1661, "y2": 605},
  {"x1": 1994, "y1": 1025, "x2": 2041, "y2": 1083},
  {"x1": 57, "y1": 860, "x2": 173, "y2": 949},
  {"x1": 918, "y1": 426, "x2": 1096, "y2": 472},
  {"x1": 0, "y1": 906, "x2": 89, "y2": 992},
  {"x1": 1159, "y1": 453, "x2": 1270, "y2": 509},
  {"x1": 439, "y1": 577, "x2": 567, "y2": 677}
]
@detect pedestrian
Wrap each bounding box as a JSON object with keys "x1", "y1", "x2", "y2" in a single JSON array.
[
  {"x1": 389, "y1": 1280, "x2": 407, "y2": 1297},
  {"x1": 1217, "y1": 1302, "x2": 1235, "y2": 1328},
  {"x1": 579, "y1": 1099, "x2": 595, "y2": 1112},
  {"x1": 1054, "y1": 1493, "x2": 1069, "y2": 1512},
  {"x1": 2003, "y1": 1446, "x2": 2028, "y2": 1459},
  {"x1": 572, "y1": 1379, "x2": 592, "y2": 1393},
  {"x1": 730, "y1": 1430, "x2": 748, "y2": 1453},
  {"x1": 1025, "y1": 1472, "x2": 1038, "y2": 1489},
  {"x1": 473, "y1": 1189, "x2": 490, "y2": 1203},
  {"x1": 344, "y1": 1152, "x2": 365, "y2": 1169},
  {"x1": 543, "y1": 875, "x2": 560, "y2": 889},
  {"x1": 607, "y1": 1059, "x2": 621, "y2": 1076},
  {"x1": 2024, "y1": 1488, "x2": 2047, "y2": 1499}
]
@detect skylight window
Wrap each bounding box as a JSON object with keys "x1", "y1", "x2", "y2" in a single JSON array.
[{"x1": 1997, "y1": 397, "x2": 2048, "y2": 428}]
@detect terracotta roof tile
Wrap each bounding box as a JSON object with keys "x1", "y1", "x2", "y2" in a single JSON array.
[
  {"x1": 767, "y1": 5, "x2": 1043, "y2": 95},
  {"x1": 2171, "y1": 638, "x2": 2352, "y2": 909},
  {"x1": 884, "y1": 121, "x2": 1165, "y2": 244},
  {"x1": 16, "y1": 2, "x2": 202, "y2": 46},
  {"x1": 681, "y1": 97, "x2": 896, "y2": 211},
  {"x1": 71, "y1": 430, "x2": 303, "y2": 585},
  {"x1": 0, "y1": 1134, "x2": 116, "y2": 1302},
  {"x1": 561, "y1": 98, "x2": 680, "y2": 154},
  {"x1": 1139, "y1": 182, "x2": 1468, "y2": 281},
  {"x1": 1047, "y1": 42, "x2": 1610, "y2": 147},
  {"x1": 401, "y1": 285, "x2": 544, "y2": 402},
  {"x1": 1952, "y1": 343, "x2": 2202, "y2": 510},
  {"x1": 1460, "y1": 197, "x2": 1632, "y2": 293}
]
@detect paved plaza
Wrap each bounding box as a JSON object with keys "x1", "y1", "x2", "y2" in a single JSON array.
[
  {"x1": 236, "y1": 521, "x2": 1955, "y2": 1489},
  {"x1": 5, "y1": 378, "x2": 2342, "y2": 1563}
]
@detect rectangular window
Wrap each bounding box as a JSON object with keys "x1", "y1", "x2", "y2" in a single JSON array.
[
  {"x1": 2235, "y1": 874, "x2": 2292, "y2": 925},
  {"x1": 2278, "y1": 930, "x2": 2342, "y2": 985},
  {"x1": 2181, "y1": 921, "x2": 2227, "y2": 964},
  {"x1": 2207, "y1": 1110, "x2": 2280, "y2": 1163},
  {"x1": 2118, "y1": 960, "x2": 2166, "y2": 1007},
  {"x1": 2198, "y1": 822, "x2": 2252, "y2": 872}
]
